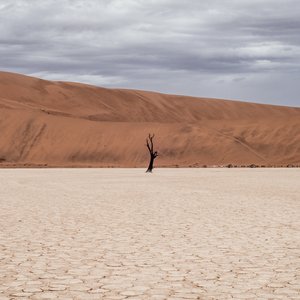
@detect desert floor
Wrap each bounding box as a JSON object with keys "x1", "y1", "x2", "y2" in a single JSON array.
[{"x1": 0, "y1": 169, "x2": 299, "y2": 300}]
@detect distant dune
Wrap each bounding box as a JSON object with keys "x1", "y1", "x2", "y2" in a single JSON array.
[{"x1": 0, "y1": 71, "x2": 299, "y2": 167}]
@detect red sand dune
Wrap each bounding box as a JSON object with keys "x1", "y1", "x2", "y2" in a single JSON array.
[{"x1": 0, "y1": 71, "x2": 300, "y2": 167}]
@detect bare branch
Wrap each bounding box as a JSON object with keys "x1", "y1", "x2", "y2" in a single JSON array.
[
  {"x1": 148, "y1": 133, "x2": 154, "y2": 152},
  {"x1": 146, "y1": 139, "x2": 151, "y2": 152}
]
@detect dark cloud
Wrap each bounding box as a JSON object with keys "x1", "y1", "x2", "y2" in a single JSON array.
[{"x1": 0, "y1": 0, "x2": 299, "y2": 106}]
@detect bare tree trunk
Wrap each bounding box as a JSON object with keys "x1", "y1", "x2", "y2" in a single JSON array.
[
  {"x1": 146, "y1": 134, "x2": 158, "y2": 173},
  {"x1": 146, "y1": 155, "x2": 155, "y2": 173}
]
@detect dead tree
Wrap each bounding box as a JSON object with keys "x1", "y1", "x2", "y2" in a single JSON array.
[{"x1": 146, "y1": 134, "x2": 158, "y2": 173}]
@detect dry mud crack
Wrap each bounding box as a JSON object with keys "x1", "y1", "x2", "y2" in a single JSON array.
[{"x1": 0, "y1": 169, "x2": 299, "y2": 299}]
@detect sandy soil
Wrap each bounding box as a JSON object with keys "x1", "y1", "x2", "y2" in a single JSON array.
[
  {"x1": 0, "y1": 169, "x2": 299, "y2": 299},
  {"x1": 1, "y1": 71, "x2": 300, "y2": 167}
]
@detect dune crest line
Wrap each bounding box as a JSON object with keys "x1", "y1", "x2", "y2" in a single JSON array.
[{"x1": 0, "y1": 71, "x2": 300, "y2": 168}]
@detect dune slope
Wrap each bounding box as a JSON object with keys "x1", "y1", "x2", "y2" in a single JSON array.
[{"x1": 0, "y1": 71, "x2": 300, "y2": 167}]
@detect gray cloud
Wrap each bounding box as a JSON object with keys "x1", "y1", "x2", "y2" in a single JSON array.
[{"x1": 0, "y1": 0, "x2": 299, "y2": 106}]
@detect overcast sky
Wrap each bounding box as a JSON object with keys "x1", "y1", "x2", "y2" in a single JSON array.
[{"x1": 1, "y1": 0, "x2": 299, "y2": 106}]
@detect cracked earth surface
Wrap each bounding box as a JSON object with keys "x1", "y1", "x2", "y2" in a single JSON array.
[{"x1": 0, "y1": 169, "x2": 299, "y2": 299}]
